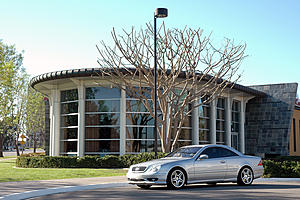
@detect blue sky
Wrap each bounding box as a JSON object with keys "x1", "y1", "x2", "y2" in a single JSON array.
[{"x1": 1, "y1": 0, "x2": 299, "y2": 94}]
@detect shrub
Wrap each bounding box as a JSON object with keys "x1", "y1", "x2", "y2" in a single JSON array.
[
  {"x1": 16, "y1": 156, "x2": 77, "y2": 168},
  {"x1": 263, "y1": 160, "x2": 300, "y2": 178},
  {"x1": 77, "y1": 156, "x2": 101, "y2": 168},
  {"x1": 16, "y1": 152, "x2": 167, "y2": 168}
]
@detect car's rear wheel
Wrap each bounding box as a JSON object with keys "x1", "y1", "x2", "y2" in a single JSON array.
[
  {"x1": 237, "y1": 167, "x2": 254, "y2": 186},
  {"x1": 167, "y1": 168, "x2": 186, "y2": 189},
  {"x1": 137, "y1": 185, "x2": 151, "y2": 189}
]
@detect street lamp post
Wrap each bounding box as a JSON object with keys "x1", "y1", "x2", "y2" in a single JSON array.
[{"x1": 154, "y1": 8, "x2": 168, "y2": 158}]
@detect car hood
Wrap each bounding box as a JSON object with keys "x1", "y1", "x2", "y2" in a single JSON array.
[{"x1": 132, "y1": 157, "x2": 191, "y2": 167}]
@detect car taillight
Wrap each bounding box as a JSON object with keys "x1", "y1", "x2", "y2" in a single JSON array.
[{"x1": 258, "y1": 160, "x2": 263, "y2": 166}]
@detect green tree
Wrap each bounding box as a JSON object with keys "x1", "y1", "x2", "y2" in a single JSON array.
[
  {"x1": 0, "y1": 40, "x2": 25, "y2": 157},
  {"x1": 25, "y1": 87, "x2": 45, "y2": 153}
]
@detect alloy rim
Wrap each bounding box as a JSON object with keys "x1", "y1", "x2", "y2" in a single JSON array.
[
  {"x1": 171, "y1": 170, "x2": 185, "y2": 188},
  {"x1": 241, "y1": 168, "x2": 253, "y2": 184}
]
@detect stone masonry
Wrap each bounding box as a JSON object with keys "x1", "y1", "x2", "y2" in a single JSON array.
[{"x1": 245, "y1": 83, "x2": 298, "y2": 156}]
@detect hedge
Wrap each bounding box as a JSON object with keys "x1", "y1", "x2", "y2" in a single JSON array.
[
  {"x1": 16, "y1": 154, "x2": 300, "y2": 178},
  {"x1": 262, "y1": 160, "x2": 300, "y2": 178},
  {"x1": 16, "y1": 152, "x2": 167, "y2": 168}
]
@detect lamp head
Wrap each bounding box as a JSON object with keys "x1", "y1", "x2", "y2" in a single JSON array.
[{"x1": 155, "y1": 8, "x2": 168, "y2": 18}]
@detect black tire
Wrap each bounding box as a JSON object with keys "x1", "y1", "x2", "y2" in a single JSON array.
[
  {"x1": 137, "y1": 185, "x2": 151, "y2": 189},
  {"x1": 237, "y1": 167, "x2": 254, "y2": 186},
  {"x1": 167, "y1": 168, "x2": 186, "y2": 189}
]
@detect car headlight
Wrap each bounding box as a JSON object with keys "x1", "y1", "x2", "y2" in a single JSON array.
[{"x1": 147, "y1": 165, "x2": 161, "y2": 173}]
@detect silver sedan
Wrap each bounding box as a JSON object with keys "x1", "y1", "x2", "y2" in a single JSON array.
[{"x1": 127, "y1": 144, "x2": 264, "y2": 189}]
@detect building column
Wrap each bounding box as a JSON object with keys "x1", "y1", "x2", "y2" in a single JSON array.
[
  {"x1": 49, "y1": 97, "x2": 54, "y2": 156},
  {"x1": 225, "y1": 97, "x2": 232, "y2": 147},
  {"x1": 119, "y1": 88, "x2": 126, "y2": 155},
  {"x1": 50, "y1": 89, "x2": 60, "y2": 156},
  {"x1": 210, "y1": 98, "x2": 217, "y2": 144},
  {"x1": 239, "y1": 100, "x2": 246, "y2": 154},
  {"x1": 78, "y1": 83, "x2": 85, "y2": 157},
  {"x1": 192, "y1": 100, "x2": 199, "y2": 145}
]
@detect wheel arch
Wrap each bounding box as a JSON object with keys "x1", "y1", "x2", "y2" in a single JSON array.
[{"x1": 167, "y1": 166, "x2": 188, "y2": 183}]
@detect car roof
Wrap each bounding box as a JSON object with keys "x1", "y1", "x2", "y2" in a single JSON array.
[{"x1": 181, "y1": 144, "x2": 228, "y2": 148}]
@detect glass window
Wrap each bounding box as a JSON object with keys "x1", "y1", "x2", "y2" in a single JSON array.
[
  {"x1": 85, "y1": 127, "x2": 120, "y2": 139},
  {"x1": 86, "y1": 87, "x2": 121, "y2": 99},
  {"x1": 199, "y1": 130, "x2": 210, "y2": 143},
  {"x1": 171, "y1": 128, "x2": 192, "y2": 140},
  {"x1": 199, "y1": 118, "x2": 210, "y2": 129},
  {"x1": 231, "y1": 100, "x2": 240, "y2": 134},
  {"x1": 125, "y1": 140, "x2": 161, "y2": 153},
  {"x1": 61, "y1": 102, "x2": 78, "y2": 114},
  {"x1": 199, "y1": 96, "x2": 210, "y2": 144},
  {"x1": 85, "y1": 140, "x2": 120, "y2": 153},
  {"x1": 172, "y1": 116, "x2": 192, "y2": 128},
  {"x1": 126, "y1": 127, "x2": 155, "y2": 140},
  {"x1": 126, "y1": 100, "x2": 152, "y2": 112},
  {"x1": 201, "y1": 147, "x2": 219, "y2": 159},
  {"x1": 126, "y1": 113, "x2": 154, "y2": 126},
  {"x1": 85, "y1": 87, "x2": 121, "y2": 155},
  {"x1": 61, "y1": 89, "x2": 78, "y2": 102},
  {"x1": 61, "y1": 115, "x2": 78, "y2": 127},
  {"x1": 85, "y1": 114, "x2": 120, "y2": 126},
  {"x1": 126, "y1": 87, "x2": 152, "y2": 99},
  {"x1": 166, "y1": 146, "x2": 202, "y2": 158},
  {"x1": 60, "y1": 141, "x2": 77, "y2": 153},
  {"x1": 60, "y1": 89, "x2": 79, "y2": 156},
  {"x1": 86, "y1": 100, "x2": 120, "y2": 112},
  {"x1": 217, "y1": 147, "x2": 239, "y2": 157},
  {"x1": 61, "y1": 128, "x2": 78, "y2": 140}
]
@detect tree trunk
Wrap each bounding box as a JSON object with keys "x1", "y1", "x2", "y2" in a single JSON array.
[
  {"x1": 14, "y1": 136, "x2": 20, "y2": 156},
  {"x1": 0, "y1": 134, "x2": 4, "y2": 157},
  {"x1": 33, "y1": 132, "x2": 37, "y2": 153}
]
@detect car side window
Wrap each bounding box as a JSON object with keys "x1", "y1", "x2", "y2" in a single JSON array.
[
  {"x1": 201, "y1": 147, "x2": 219, "y2": 159},
  {"x1": 217, "y1": 147, "x2": 239, "y2": 157}
]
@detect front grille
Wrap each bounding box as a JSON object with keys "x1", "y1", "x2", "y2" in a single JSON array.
[{"x1": 132, "y1": 166, "x2": 147, "y2": 172}]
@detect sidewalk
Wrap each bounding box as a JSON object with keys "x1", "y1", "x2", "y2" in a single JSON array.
[{"x1": 0, "y1": 176, "x2": 128, "y2": 199}]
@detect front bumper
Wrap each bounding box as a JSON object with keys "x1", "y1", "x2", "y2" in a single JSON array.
[{"x1": 127, "y1": 171, "x2": 167, "y2": 185}]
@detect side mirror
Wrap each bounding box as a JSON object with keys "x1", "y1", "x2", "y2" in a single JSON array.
[{"x1": 198, "y1": 154, "x2": 208, "y2": 160}]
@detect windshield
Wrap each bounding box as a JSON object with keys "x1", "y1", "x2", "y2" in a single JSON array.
[{"x1": 166, "y1": 147, "x2": 202, "y2": 158}]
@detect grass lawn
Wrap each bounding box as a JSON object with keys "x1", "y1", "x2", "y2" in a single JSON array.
[
  {"x1": 0, "y1": 156, "x2": 16, "y2": 159},
  {"x1": 0, "y1": 159, "x2": 127, "y2": 182}
]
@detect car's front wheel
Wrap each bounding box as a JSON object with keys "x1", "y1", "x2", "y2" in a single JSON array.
[
  {"x1": 237, "y1": 167, "x2": 254, "y2": 186},
  {"x1": 167, "y1": 168, "x2": 186, "y2": 189},
  {"x1": 137, "y1": 185, "x2": 151, "y2": 189}
]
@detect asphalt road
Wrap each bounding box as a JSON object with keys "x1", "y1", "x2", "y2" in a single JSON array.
[
  {"x1": 30, "y1": 181, "x2": 300, "y2": 200},
  {"x1": 3, "y1": 149, "x2": 45, "y2": 157}
]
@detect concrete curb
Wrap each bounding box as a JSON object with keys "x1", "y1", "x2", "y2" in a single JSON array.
[
  {"x1": 255, "y1": 178, "x2": 300, "y2": 182},
  {"x1": 0, "y1": 182, "x2": 130, "y2": 200}
]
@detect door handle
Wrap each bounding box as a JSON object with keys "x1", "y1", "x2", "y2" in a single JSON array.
[{"x1": 220, "y1": 160, "x2": 226, "y2": 164}]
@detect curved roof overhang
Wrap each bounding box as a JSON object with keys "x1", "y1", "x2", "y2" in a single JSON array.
[{"x1": 30, "y1": 68, "x2": 266, "y2": 98}]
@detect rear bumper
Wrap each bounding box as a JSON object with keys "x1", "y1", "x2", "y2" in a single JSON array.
[{"x1": 254, "y1": 166, "x2": 264, "y2": 179}]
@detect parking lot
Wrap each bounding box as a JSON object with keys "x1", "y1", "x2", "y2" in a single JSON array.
[{"x1": 31, "y1": 181, "x2": 300, "y2": 200}]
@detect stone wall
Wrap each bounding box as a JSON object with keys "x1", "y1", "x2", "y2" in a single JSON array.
[{"x1": 245, "y1": 83, "x2": 298, "y2": 156}]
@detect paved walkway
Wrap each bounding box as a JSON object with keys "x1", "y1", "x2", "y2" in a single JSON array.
[{"x1": 0, "y1": 176, "x2": 128, "y2": 200}]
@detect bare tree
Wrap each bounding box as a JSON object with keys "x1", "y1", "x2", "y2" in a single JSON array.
[{"x1": 96, "y1": 23, "x2": 246, "y2": 152}]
